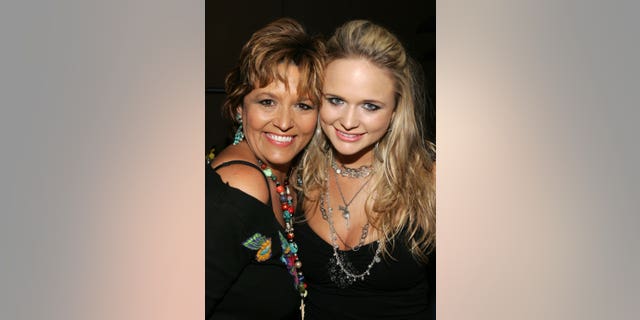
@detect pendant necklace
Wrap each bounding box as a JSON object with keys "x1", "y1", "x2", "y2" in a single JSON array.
[
  {"x1": 320, "y1": 176, "x2": 382, "y2": 288},
  {"x1": 334, "y1": 169, "x2": 371, "y2": 229}
]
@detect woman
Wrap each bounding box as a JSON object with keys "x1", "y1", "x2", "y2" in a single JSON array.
[
  {"x1": 206, "y1": 18, "x2": 325, "y2": 319},
  {"x1": 295, "y1": 20, "x2": 436, "y2": 319}
]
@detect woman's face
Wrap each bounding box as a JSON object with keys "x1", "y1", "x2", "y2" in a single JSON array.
[
  {"x1": 240, "y1": 64, "x2": 318, "y2": 168},
  {"x1": 320, "y1": 58, "x2": 396, "y2": 165}
]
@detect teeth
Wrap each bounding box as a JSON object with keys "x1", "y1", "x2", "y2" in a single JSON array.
[
  {"x1": 337, "y1": 130, "x2": 360, "y2": 138},
  {"x1": 266, "y1": 133, "x2": 293, "y2": 142}
]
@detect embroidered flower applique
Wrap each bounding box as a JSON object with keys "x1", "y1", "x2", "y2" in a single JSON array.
[{"x1": 242, "y1": 233, "x2": 272, "y2": 262}]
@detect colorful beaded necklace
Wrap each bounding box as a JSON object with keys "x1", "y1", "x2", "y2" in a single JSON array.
[{"x1": 257, "y1": 159, "x2": 308, "y2": 316}]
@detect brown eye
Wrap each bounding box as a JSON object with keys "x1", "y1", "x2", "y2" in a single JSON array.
[
  {"x1": 259, "y1": 99, "x2": 275, "y2": 106},
  {"x1": 296, "y1": 103, "x2": 314, "y2": 111}
]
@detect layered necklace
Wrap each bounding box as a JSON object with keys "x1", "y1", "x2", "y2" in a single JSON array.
[
  {"x1": 320, "y1": 158, "x2": 382, "y2": 288},
  {"x1": 331, "y1": 157, "x2": 374, "y2": 178},
  {"x1": 334, "y1": 171, "x2": 371, "y2": 229},
  {"x1": 257, "y1": 159, "x2": 308, "y2": 316},
  {"x1": 331, "y1": 157, "x2": 373, "y2": 229}
]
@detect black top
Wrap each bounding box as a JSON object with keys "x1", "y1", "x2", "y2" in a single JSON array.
[
  {"x1": 206, "y1": 161, "x2": 299, "y2": 320},
  {"x1": 295, "y1": 217, "x2": 435, "y2": 320}
]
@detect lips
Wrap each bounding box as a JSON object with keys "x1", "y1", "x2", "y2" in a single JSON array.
[
  {"x1": 334, "y1": 128, "x2": 364, "y2": 142},
  {"x1": 265, "y1": 133, "x2": 295, "y2": 146}
]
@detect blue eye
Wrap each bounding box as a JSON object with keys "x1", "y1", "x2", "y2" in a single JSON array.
[
  {"x1": 259, "y1": 99, "x2": 275, "y2": 106},
  {"x1": 326, "y1": 97, "x2": 344, "y2": 106},
  {"x1": 363, "y1": 103, "x2": 381, "y2": 111}
]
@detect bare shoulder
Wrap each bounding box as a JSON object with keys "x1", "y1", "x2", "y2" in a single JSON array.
[
  {"x1": 212, "y1": 151, "x2": 269, "y2": 205},
  {"x1": 216, "y1": 164, "x2": 270, "y2": 204}
]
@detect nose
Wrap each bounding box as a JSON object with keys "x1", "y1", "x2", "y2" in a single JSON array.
[
  {"x1": 273, "y1": 106, "x2": 293, "y2": 132},
  {"x1": 339, "y1": 106, "x2": 359, "y2": 130}
]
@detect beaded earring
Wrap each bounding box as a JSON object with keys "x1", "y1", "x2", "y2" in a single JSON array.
[{"x1": 233, "y1": 113, "x2": 244, "y2": 145}]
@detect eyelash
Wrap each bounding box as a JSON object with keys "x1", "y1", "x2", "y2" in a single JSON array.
[
  {"x1": 327, "y1": 97, "x2": 344, "y2": 106},
  {"x1": 259, "y1": 99, "x2": 275, "y2": 106},
  {"x1": 296, "y1": 103, "x2": 314, "y2": 111},
  {"x1": 326, "y1": 97, "x2": 380, "y2": 111},
  {"x1": 362, "y1": 103, "x2": 381, "y2": 111},
  {"x1": 259, "y1": 99, "x2": 314, "y2": 110}
]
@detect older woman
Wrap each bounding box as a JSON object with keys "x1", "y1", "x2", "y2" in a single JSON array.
[{"x1": 206, "y1": 18, "x2": 324, "y2": 319}]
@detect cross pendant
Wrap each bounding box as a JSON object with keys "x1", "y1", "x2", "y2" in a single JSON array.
[{"x1": 338, "y1": 205, "x2": 350, "y2": 228}]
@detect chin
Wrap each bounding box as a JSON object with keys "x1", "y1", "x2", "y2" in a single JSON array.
[
  {"x1": 332, "y1": 145, "x2": 364, "y2": 157},
  {"x1": 266, "y1": 153, "x2": 298, "y2": 166}
]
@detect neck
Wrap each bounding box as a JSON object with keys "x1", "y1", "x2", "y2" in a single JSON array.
[
  {"x1": 257, "y1": 159, "x2": 290, "y2": 182},
  {"x1": 239, "y1": 140, "x2": 292, "y2": 180},
  {"x1": 333, "y1": 147, "x2": 374, "y2": 168}
]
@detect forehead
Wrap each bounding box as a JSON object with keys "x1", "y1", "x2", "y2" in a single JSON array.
[
  {"x1": 323, "y1": 58, "x2": 395, "y2": 101},
  {"x1": 250, "y1": 63, "x2": 311, "y2": 98}
]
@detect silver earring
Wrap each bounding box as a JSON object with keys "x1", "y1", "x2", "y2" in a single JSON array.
[{"x1": 374, "y1": 141, "x2": 382, "y2": 160}]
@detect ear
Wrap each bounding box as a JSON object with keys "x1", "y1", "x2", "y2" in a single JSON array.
[{"x1": 235, "y1": 106, "x2": 244, "y2": 122}]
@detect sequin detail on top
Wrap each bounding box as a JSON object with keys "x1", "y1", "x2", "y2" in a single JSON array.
[{"x1": 243, "y1": 233, "x2": 272, "y2": 262}]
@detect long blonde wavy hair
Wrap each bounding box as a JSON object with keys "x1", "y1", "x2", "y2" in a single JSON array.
[{"x1": 296, "y1": 20, "x2": 435, "y2": 263}]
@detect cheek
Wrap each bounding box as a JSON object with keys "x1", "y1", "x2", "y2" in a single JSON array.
[
  {"x1": 297, "y1": 113, "x2": 319, "y2": 134},
  {"x1": 319, "y1": 107, "x2": 336, "y2": 124},
  {"x1": 369, "y1": 113, "x2": 394, "y2": 132},
  {"x1": 243, "y1": 109, "x2": 266, "y2": 130},
  {"x1": 245, "y1": 116, "x2": 264, "y2": 132}
]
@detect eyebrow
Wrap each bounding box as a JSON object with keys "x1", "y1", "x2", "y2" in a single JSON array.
[
  {"x1": 324, "y1": 93, "x2": 388, "y2": 107},
  {"x1": 255, "y1": 91, "x2": 312, "y2": 103},
  {"x1": 254, "y1": 91, "x2": 278, "y2": 99}
]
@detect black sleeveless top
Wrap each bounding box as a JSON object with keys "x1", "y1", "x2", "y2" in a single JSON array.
[
  {"x1": 206, "y1": 161, "x2": 299, "y2": 319},
  {"x1": 295, "y1": 214, "x2": 435, "y2": 319}
]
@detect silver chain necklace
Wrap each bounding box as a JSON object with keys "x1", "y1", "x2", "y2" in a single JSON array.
[
  {"x1": 331, "y1": 157, "x2": 374, "y2": 178},
  {"x1": 334, "y1": 169, "x2": 371, "y2": 229},
  {"x1": 320, "y1": 183, "x2": 382, "y2": 288}
]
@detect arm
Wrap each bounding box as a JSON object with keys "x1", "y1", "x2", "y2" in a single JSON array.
[{"x1": 205, "y1": 164, "x2": 271, "y2": 317}]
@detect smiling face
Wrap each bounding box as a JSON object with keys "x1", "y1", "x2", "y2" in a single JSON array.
[
  {"x1": 320, "y1": 58, "x2": 396, "y2": 166},
  {"x1": 240, "y1": 63, "x2": 318, "y2": 168}
]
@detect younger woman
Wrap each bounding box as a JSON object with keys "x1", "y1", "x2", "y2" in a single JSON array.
[{"x1": 295, "y1": 20, "x2": 436, "y2": 319}]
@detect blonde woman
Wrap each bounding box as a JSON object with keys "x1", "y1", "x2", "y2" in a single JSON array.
[{"x1": 295, "y1": 20, "x2": 436, "y2": 319}]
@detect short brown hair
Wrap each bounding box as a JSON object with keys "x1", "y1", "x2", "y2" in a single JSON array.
[{"x1": 222, "y1": 18, "x2": 326, "y2": 133}]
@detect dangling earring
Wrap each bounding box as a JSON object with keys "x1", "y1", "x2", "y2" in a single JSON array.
[
  {"x1": 233, "y1": 113, "x2": 244, "y2": 145},
  {"x1": 374, "y1": 141, "x2": 382, "y2": 161}
]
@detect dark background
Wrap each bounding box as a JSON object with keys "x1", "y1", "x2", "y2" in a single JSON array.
[{"x1": 206, "y1": 0, "x2": 435, "y2": 152}]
